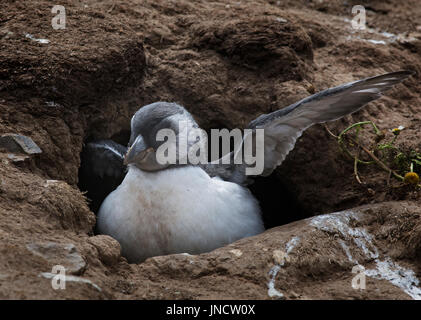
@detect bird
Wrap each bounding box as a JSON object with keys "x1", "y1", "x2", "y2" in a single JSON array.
[{"x1": 80, "y1": 70, "x2": 414, "y2": 263}]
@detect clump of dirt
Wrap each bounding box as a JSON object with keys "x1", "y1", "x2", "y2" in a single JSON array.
[
  {"x1": 0, "y1": 0, "x2": 146, "y2": 184},
  {"x1": 192, "y1": 16, "x2": 313, "y2": 79},
  {"x1": 0, "y1": 0, "x2": 421, "y2": 299},
  {"x1": 0, "y1": 0, "x2": 146, "y2": 105}
]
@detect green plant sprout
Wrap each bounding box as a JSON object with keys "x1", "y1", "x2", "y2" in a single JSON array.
[{"x1": 325, "y1": 121, "x2": 420, "y2": 187}]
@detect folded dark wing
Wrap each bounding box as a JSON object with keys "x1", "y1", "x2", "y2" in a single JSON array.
[{"x1": 79, "y1": 140, "x2": 127, "y2": 212}]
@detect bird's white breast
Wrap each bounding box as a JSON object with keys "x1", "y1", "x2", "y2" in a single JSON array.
[{"x1": 97, "y1": 165, "x2": 264, "y2": 262}]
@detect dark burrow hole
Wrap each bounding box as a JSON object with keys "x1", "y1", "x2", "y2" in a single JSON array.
[
  {"x1": 249, "y1": 175, "x2": 309, "y2": 228},
  {"x1": 78, "y1": 126, "x2": 311, "y2": 233}
]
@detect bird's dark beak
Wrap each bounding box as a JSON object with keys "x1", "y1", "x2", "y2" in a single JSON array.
[
  {"x1": 123, "y1": 146, "x2": 134, "y2": 166},
  {"x1": 124, "y1": 133, "x2": 168, "y2": 171},
  {"x1": 124, "y1": 134, "x2": 149, "y2": 165}
]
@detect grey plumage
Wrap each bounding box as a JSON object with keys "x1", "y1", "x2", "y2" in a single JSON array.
[{"x1": 129, "y1": 102, "x2": 200, "y2": 149}]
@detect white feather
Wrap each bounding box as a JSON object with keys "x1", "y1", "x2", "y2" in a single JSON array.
[
  {"x1": 353, "y1": 88, "x2": 381, "y2": 94},
  {"x1": 97, "y1": 165, "x2": 264, "y2": 262}
]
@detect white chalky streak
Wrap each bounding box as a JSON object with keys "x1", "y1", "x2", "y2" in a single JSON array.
[
  {"x1": 310, "y1": 210, "x2": 421, "y2": 300},
  {"x1": 267, "y1": 236, "x2": 300, "y2": 298}
]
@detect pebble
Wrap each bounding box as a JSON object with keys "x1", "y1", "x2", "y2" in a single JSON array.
[{"x1": 0, "y1": 134, "x2": 42, "y2": 155}]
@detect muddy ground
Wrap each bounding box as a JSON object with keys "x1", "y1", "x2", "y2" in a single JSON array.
[{"x1": 0, "y1": 0, "x2": 421, "y2": 299}]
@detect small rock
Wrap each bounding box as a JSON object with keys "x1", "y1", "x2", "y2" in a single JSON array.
[
  {"x1": 273, "y1": 250, "x2": 288, "y2": 265},
  {"x1": 396, "y1": 33, "x2": 418, "y2": 44},
  {"x1": 367, "y1": 188, "x2": 375, "y2": 196},
  {"x1": 26, "y1": 242, "x2": 86, "y2": 275},
  {"x1": 229, "y1": 249, "x2": 243, "y2": 257},
  {"x1": 88, "y1": 235, "x2": 121, "y2": 265},
  {"x1": 0, "y1": 134, "x2": 42, "y2": 155},
  {"x1": 45, "y1": 101, "x2": 62, "y2": 108},
  {"x1": 44, "y1": 180, "x2": 62, "y2": 188},
  {"x1": 276, "y1": 17, "x2": 287, "y2": 23}
]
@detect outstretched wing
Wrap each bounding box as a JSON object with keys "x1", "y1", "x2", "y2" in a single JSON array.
[
  {"x1": 248, "y1": 70, "x2": 414, "y2": 177},
  {"x1": 79, "y1": 140, "x2": 127, "y2": 212},
  {"x1": 206, "y1": 71, "x2": 414, "y2": 184}
]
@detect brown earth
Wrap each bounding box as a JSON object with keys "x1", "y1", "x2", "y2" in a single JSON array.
[{"x1": 0, "y1": 0, "x2": 421, "y2": 299}]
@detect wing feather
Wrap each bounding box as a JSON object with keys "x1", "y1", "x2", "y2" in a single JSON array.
[
  {"x1": 79, "y1": 140, "x2": 127, "y2": 212},
  {"x1": 209, "y1": 70, "x2": 415, "y2": 183},
  {"x1": 246, "y1": 70, "x2": 414, "y2": 177}
]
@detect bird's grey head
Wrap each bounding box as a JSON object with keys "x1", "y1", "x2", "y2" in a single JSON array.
[{"x1": 124, "y1": 102, "x2": 200, "y2": 171}]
